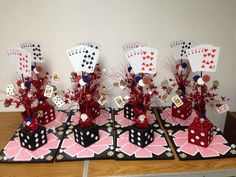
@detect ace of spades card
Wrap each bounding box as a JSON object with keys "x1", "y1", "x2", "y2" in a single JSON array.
[
  {"x1": 170, "y1": 40, "x2": 192, "y2": 60},
  {"x1": 20, "y1": 41, "x2": 44, "y2": 63},
  {"x1": 80, "y1": 46, "x2": 100, "y2": 73},
  {"x1": 7, "y1": 47, "x2": 31, "y2": 77}
]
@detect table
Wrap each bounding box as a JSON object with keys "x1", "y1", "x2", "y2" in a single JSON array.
[{"x1": 0, "y1": 112, "x2": 235, "y2": 177}]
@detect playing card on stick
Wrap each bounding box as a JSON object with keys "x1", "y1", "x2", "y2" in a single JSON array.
[
  {"x1": 44, "y1": 85, "x2": 54, "y2": 98},
  {"x1": 6, "y1": 84, "x2": 14, "y2": 95},
  {"x1": 52, "y1": 96, "x2": 64, "y2": 108}
]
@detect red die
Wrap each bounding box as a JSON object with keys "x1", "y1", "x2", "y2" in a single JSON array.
[
  {"x1": 34, "y1": 102, "x2": 56, "y2": 125},
  {"x1": 172, "y1": 99, "x2": 192, "y2": 120},
  {"x1": 188, "y1": 117, "x2": 214, "y2": 147},
  {"x1": 79, "y1": 101, "x2": 100, "y2": 119},
  {"x1": 89, "y1": 102, "x2": 100, "y2": 119}
]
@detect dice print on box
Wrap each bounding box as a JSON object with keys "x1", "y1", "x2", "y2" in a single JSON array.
[
  {"x1": 73, "y1": 123, "x2": 99, "y2": 147},
  {"x1": 129, "y1": 125, "x2": 154, "y2": 148},
  {"x1": 35, "y1": 103, "x2": 56, "y2": 125},
  {"x1": 124, "y1": 103, "x2": 135, "y2": 120},
  {"x1": 188, "y1": 118, "x2": 213, "y2": 148},
  {"x1": 172, "y1": 99, "x2": 192, "y2": 120},
  {"x1": 19, "y1": 125, "x2": 47, "y2": 151}
]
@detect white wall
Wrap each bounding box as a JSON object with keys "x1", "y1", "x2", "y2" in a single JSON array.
[{"x1": 0, "y1": 0, "x2": 236, "y2": 129}]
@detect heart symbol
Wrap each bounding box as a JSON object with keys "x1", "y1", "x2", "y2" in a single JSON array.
[
  {"x1": 204, "y1": 49, "x2": 208, "y2": 52},
  {"x1": 142, "y1": 62, "x2": 145, "y2": 65},
  {"x1": 150, "y1": 57, "x2": 153, "y2": 60},
  {"x1": 212, "y1": 49, "x2": 216, "y2": 53},
  {"x1": 151, "y1": 52, "x2": 154, "y2": 55},
  {"x1": 149, "y1": 63, "x2": 153, "y2": 66},
  {"x1": 143, "y1": 51, "x2": 147, "y2": 55},
  {"x1": 142, "y1": 67, "x2": 145, "y2": 70},
  {"x1": 147, "y1": 56, "x2": 150, "y2": 59},
  {"x1": 206, "y1": 61, "x2": 209, "y2": 65},
  {"x1": 202, "y1": 60, "x2": 206, "y2": 63},
  {"x1": 149, "y1": 68, "x2": 152, "y2": 71},
  {"x1": 209, "y1": 65, "x2": 213, "y2": 69},
  {"x1": 203, "y1": 54, "x2": 207, "y2": 58},
  {"x1": 208, "y1": 53, "x2": 211, "y2": 56},
  {"x1": 143, "y1": 56, "x2": 146, "y2": 60},
  {"x1": 146, "y1": 64, "x2": 149, "y2": 67},
  {"x1": 210, "y1": 60, "x2": 214, "y2": 63},
  {"x1": 201, "y1": 65, "x2": 205, "y2": 68},
  {"x1": 211, "y1": 54, "x2": 215, "y2": 58}
]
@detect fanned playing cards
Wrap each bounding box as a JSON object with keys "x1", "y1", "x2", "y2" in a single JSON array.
[
  {"x1": 67, "y1": 43, "x2": 100, "y2": 73},
  {"x1": 170, "y1": 40, "x2": 192, "y2": 60},
  {"x1": 123, "y1": 41, "x2": 147, "y2": 52},
  {"x1": 7, "y1": 47, "x2": 32, "y2": 77},
  {"x1": 186, "y1": 44, "x2": 220, "y2": 72},
  {"x1": 125, "y1": 46, "x2": 158, "y2": 74},
  {"x1": 20, "y1": 41, "x2": 44, "y2": 63}
]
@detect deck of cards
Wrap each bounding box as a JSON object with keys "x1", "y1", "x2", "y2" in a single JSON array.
[
  {"x1": 123, "y1": 41, "x2": 147, "y2": 52},
  {"x1": 186, "y1": 44, "x2": 220, "y2": 72},
  {"x1": 20, "y1": 41, "x2": 44, "y2": 63},
  {"x1": 66, "y1": 42, "x2": 100, "y2": 73},
  {"x1": 170, "y1": 40, "x2": 192, "y2": 60},
  {"x1": 125, "y1": 46, "x2": 158, "y2": 74}
]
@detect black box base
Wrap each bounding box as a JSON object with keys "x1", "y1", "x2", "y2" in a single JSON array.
[
  {"x1": 19, "y1": 125, "x2": 47, "y2": 151},
  {"x1": 129, "y1": 124, "x2": 154, "y2": 148},
  {"x1": 74, "y1": 123, "x2": 99, "y2": 147}
]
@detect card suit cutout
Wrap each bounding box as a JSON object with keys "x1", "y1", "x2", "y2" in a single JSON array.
[
  {"x1": 210, "y1": 60, "x2": 214, "y2": 64},
  {"x1": 143, "y1": 56, "x2": 146, "y2": 60},
  {"x1": 201, "y1": 65, "x2": 205, "y2": 68},
  {"x1": 206, "y1": 61, "x2": 209, "y2": 65},
  {"x1": 205, "y1": 49, "x2": 208, "y2": 52},
  {"x1": 151, "y1": 52, "x2": 154, "y2": 55},
  {"x1": 203, "y1": 54, "x2": 207, "y2": 57},
  {"x1": 212, "y1": 49, "x2": 216, "y2": 53},
  {"x1": 211, "y1": 54, "x2": 215, "y2": 58},
  {"x1": 202, "y1": 60, "x2": 206, "y2": 63},
  {"x1": 143, "y1": 51, "x2": 147, "y2": 55}
]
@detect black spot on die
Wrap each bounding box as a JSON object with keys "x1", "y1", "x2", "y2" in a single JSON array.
[
  {"x1": 19, "y1": 125, "x2": 47, "y2": 151},
  {"x1": 124, "y1": 103, "x2": 135, "y2": 120},
  {"x1": 74, "y1": 123, "x2": 99, "y2": 147},
  {"x1": 129, "y1": 125, "x2": 154, "y2": 148}
]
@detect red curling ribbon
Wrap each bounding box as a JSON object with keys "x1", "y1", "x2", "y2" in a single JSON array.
[
  {"x1": 78, "y1": 117, "x2": 92, "y2": 128},
  {"x1": 134, "y1": 117, "x2": 149, "y2": 129},
  {"x1": 192, "y1": 117, "x2": 210, "y2": 128},
  {"x1": 23, "y1": 118, "x2": 39, "y2": 133}
]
